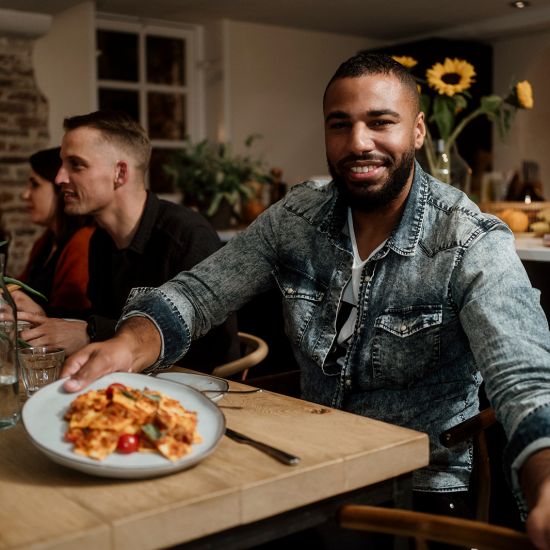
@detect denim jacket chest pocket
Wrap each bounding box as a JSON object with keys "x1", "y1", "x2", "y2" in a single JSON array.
[
  {"x1": 370, "y1": 304, "x2": 443, "y2": 388},
  {"x1": 273, "y1": 265, "x2": 326, "y2": 348}
]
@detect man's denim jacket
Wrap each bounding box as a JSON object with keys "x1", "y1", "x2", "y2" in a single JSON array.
[{"x1": 123, "y1": 162, "x2": 550, "y2": 500}]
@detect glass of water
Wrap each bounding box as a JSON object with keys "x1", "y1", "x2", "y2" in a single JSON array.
[
  {"x1": 0, "y1": 253, "x2": 20, "y2": 430},
  {"x1": 19, "y1": 347, "x2": 65, "y2": 397}
]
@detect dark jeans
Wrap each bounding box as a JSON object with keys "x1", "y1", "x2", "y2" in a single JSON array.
[{"x1": 410, "y1": 490, "x2": 475, "y2": 550}]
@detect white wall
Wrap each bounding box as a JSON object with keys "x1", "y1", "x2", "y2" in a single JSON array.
[
  {"x1": 33, "y1": 1, "x2": 96, "y2": 146},
  {"x1": 492, "y1": 29, "x2": 550, "y2": 197},
  {"x1": 225, "y1": 21, "x2": 383, "y2": 185},
  {"x1": 30, "y1": 6, "x2": 549, "y2": 194}
]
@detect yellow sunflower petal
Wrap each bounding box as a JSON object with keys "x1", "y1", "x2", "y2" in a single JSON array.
[
  {"x1": 516, "y1": 80, "x2": 534, "y2": 109},
  {"x1": 426, "y1": 58, "x2": 476, "y2": 97},
  {"x1": 392, "y1": 55, "x2": 418, "y2": 69}
]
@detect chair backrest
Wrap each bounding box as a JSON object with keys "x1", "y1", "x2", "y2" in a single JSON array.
[
  {"x1": 211, "y1": 331, "x2": 268, "y2": 379},
  {"x1": 338, "y1": 504, "x2": 534, "y2": 550},
  {"x1": 439, "y1": 407, "x2": 496, "y2": 521}
]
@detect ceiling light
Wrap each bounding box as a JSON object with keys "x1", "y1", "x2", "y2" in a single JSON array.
[{"x1": 510, "y1": 1, "x2": 531, "y2": 8}]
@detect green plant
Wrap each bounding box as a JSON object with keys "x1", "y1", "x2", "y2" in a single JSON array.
[
  {"x1": 0, "y1": 241, "x2": 47, "y2": 302},
  {"x1": 163, "y1": 135, "x2": 271, "y2": 217}
]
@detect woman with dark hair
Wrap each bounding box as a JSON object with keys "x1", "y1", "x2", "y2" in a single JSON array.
[{"x1": 18, "y1": 146, "x2": 94, "y2": 318}]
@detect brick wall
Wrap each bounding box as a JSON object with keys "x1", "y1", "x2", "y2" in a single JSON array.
[{"x1": 0, "y1": 36, "x2": 49, "y2": 277}]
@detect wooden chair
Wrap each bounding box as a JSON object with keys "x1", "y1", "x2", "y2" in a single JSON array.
[
  {"x1": 211, "y1": 331, "x2": 268, "y2": 380},
  {"x1": 440, "y1": 407, "x2": 496, "y2": 522},
  {"x1": 338, "y1": 504, "x2": 534, "y2": 550}
]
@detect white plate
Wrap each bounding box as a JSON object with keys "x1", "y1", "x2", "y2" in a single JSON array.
[
  {"x1": 21, "y1": 372, "x2": 225, "y2": 479},
  {"x1": 155, "y1": 372, "x2": 229, "y2": 401}
]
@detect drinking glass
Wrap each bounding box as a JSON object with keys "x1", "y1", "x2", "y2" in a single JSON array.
[
  {"x1": 19, "y1": 347, "x2": 65, "y2": 397},
  {"x1": 0, "y1": 254, "x2": 20, "y2": 429}
]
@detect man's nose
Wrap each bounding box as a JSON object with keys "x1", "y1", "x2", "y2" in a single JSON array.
[
  {"x1": 54, "y1": 166, "x2": 67, "y2": 186},
  {"x1": 349, "y1": 123, "x2": 375, "y2": 156},
  {"x1": 21, "y1": 187, "x2": 30, "y2": 200}
]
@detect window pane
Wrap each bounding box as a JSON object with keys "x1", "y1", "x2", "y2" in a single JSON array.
[
  {"x1": 97, "y1": 30, "x2": 138, "y2": 82},
  {"x1": 149, "y1": 148, "x2": 178, "y2": 194},
  {"x1": 147, "y1": 92, "x2": 186, "y2": 140},
  {"x1": 146, "y1": 35, "x2": 186, "y2": 85},
  {"x1": 98, "y1": 89, "x2": 140, "y2": 121}
]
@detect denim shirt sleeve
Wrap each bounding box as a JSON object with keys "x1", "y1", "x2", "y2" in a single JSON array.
[
  {"x1": 119, "y1": 202, "x2": 283, "y2": 367},
  {"x1": 450, "y1": 221, "x2": 550, "y2": 511}
]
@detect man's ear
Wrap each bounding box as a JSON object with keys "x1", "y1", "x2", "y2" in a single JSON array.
[
  {"x1": 414, "y1": 111, "x2": 426, "y2": 151},
  {"x1": 114, "y1": 161, "x2": 129, "y2": 188}
]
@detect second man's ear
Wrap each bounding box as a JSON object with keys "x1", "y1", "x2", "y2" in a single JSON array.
[{"x1": 114, "y1": 161, "x2": 128, "y2": 188}]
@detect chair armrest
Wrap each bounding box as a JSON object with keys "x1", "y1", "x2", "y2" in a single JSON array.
[
  {"x1": 338, "y1": 504, "x2": 533, "y2": 550},
  {"x1": 212, "y1": 332, "x2": 268, "y2": 378},
  {"x1": 440, "y1": 408, "x2": 496, "y2": 448}
]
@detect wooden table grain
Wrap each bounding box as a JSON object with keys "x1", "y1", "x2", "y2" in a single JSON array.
[{"x1": 0, "y1": 380, "x2": 429, "y2": 550}]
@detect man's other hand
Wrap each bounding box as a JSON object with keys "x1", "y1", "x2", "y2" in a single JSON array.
[
  {"x1": 61, "y1": 316, "x2": 162, "y2": 392},
  {"x1": 522, "y1": 449, "x2": 550, "y2": 549},
  {"x1": 19, "y1": 317, "x2": 89, "y2": 355}
]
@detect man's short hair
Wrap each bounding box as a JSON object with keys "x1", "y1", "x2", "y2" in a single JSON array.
[
  {"x1": 63, "y1": 110, "x2": 152, "y2": 174},
  {"x1": 324, "y1": 52, "x2": 420, "y2": 114}
]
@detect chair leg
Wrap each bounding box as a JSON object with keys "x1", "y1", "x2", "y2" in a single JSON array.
[{"x1": 474, "y1": 431, "x2": 491, "y2": 522}]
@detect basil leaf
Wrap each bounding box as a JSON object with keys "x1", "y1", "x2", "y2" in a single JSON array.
[
  {"x1": 121, "y1": 390, "x2": 137, "y2": 400},
  {"x1": 142, "y1": 423, "x2": 162, "y2": 441},
  {"x1": 143, "y1": 392, "x2": 161, "y2": 402}
]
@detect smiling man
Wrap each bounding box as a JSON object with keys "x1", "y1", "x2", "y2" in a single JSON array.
[{"x1": 61, "y1": 55, "x2": 550, "y2": 547}]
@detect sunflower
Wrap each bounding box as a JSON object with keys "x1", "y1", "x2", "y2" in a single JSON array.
[
  {"x1": 426, "y1": 58, "x2": 476, "y2": 97},
  {"x1": 392, "y1": 55, "x2": 418, "y2": 69},
  {"x1": 515, "y1": 80, "x2": 534, "y2": 109}
]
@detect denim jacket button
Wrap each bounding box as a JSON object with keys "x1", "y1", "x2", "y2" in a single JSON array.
[
  {"x1": 345, "y1": 379, "x2": 352, "y2": 387},
  {"x1": 287, "y1": 287, "x2": 295, "y2": 294},
  {"x1": 400, "y1": 324, "x2": 407, "y2": 333}
]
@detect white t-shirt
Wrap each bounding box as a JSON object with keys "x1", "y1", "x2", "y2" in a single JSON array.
[{"x1": 336, "y1": 209, "x2": 386, "y2": 349}]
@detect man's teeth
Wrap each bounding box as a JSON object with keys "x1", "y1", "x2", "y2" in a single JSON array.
[{"x1": 350, "y1": 165, "x2": 377, "y2": 174}]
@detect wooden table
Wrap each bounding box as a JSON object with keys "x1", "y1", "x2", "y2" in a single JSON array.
[
  {"x1": 0, "y1": 381, "x2": 428, "y2": 550},
  {"x1": 515, "y1": 236, "x2": 550, "y2": 262}
]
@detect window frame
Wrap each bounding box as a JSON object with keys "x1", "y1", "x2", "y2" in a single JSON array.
[{"x1": 96, "y1": 16, "x2": 205, "y2": 193}]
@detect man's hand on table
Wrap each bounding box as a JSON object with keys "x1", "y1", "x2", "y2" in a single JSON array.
[
  {"x1": 521, "y1": 449, "x2": 550, "y2": 549},
  {"x1": 19, "y1": 317, "x2": 89, "y2": 355},
  {"x1": 61, "y1": 316, "x2": 162, "y2": 392}
]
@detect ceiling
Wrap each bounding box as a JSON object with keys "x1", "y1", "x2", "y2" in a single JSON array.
[{"x1": 1, "y1": 0, "x2": 550, "y2": 41}]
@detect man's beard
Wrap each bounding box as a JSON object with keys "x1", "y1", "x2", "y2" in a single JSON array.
[{"x1": 328, "y1": 148, "x2": 416, "y2": 212}]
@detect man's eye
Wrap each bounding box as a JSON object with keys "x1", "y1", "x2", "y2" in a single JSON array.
[
  {"x1": 371, "y1": 119, "x2": 393, "y2": 128},
  {"x1": 328, "y1": 121, "x2": 349, "y2": 130}
]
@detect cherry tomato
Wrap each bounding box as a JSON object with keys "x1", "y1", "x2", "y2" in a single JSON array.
[
  {"x1": 117, "y1": 434, "x2": 139, "y2": 454},
  {"x1": 106, "y1": 383, "x2": 126, "y2": 399}
]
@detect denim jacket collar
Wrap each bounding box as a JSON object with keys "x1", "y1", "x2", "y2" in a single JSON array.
[
  {"x1": 316, "y1": 160, "x2": 428, "y2": 257},
  {"x1": 387, "y1": 160, "x2": 429, "y2": 257}
]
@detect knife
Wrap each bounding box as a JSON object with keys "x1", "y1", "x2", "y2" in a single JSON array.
[{"x1": 225, "y1": 428, "x2": 300, "y2": 466}]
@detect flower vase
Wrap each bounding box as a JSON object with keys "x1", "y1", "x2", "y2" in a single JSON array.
[{"x1": 425, "y1": 140, "x2": 472, "y2": 194}]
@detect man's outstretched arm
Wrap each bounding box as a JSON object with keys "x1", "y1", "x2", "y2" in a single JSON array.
[{"x1": 61, "y1": 316, "x2": 161, "y2": 392}]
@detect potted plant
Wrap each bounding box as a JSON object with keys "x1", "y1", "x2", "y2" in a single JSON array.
[{"x1": 163, "y1": 135, "x2": 271, "y2": 228}]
